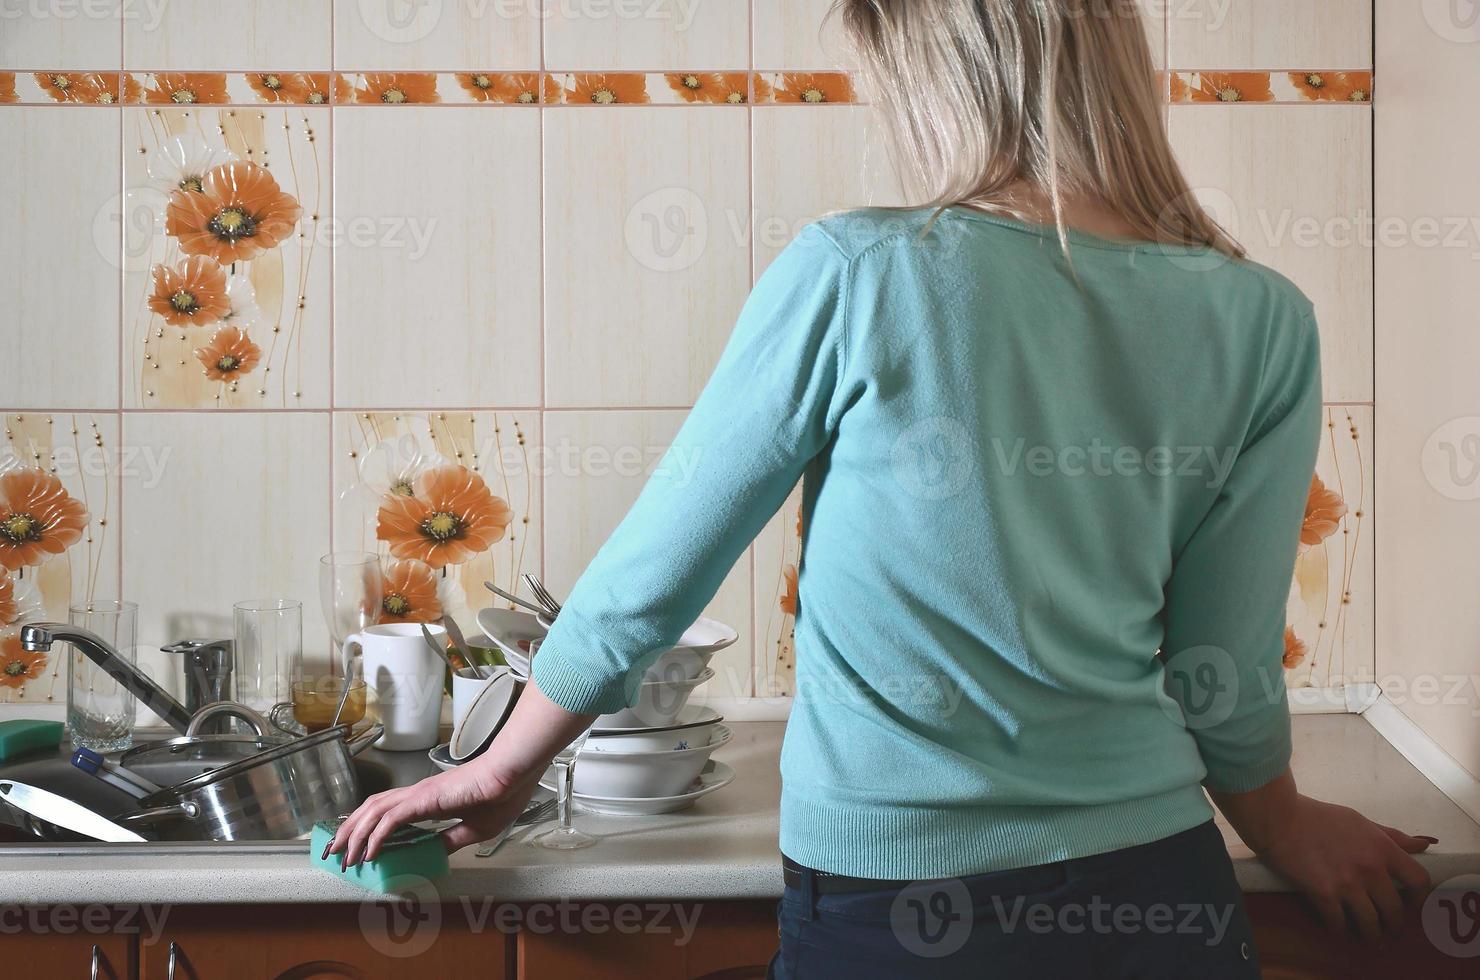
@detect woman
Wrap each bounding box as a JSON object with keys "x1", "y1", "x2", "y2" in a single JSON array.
[{"x1": 329, "y1": 2, "x2": 1433, "y2": 975}]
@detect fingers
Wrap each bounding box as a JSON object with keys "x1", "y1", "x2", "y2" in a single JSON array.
[
  {"x1": 1387, "y1": 845, "x2": 1434, "y2": 899},
  {"x1": 1343, "y1": 891, "x2": 1382, "y2": 943},
  {"x1": 443, "y1": 821, "x2": 486, "y2": 852},
  {"x1": 1381, "y1": 825, "x2": 1437, "y2": 854},
  {"x1": 1311, "y1": 893, "x2": 1346, "y2": 934},
  {"x1": 1366, "y1": 872, "x2": 1406, "y2": 936}
]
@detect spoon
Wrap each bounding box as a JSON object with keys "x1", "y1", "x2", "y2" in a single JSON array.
[
  {"x1": 441, "y1": 615, "x2": 476, "y2": 668},
  {"x1": 484, "y1": 581, "x2": 550, "y2": 617},
  {"x1": 418, "y1": 624, "x2": 457, "y2": 670}
]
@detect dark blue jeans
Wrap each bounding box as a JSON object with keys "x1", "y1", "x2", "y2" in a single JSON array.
[{"x1": 770, "y1": 820, "x2": 1258, "y2": 979}]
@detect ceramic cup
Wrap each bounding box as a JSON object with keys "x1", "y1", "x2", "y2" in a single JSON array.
[
  {"x1": 341, "y1": 622, "x2": 447, "y2": 751},
  {"x1": 452, "y1": 665, "x2": 501, "y2": 731}
]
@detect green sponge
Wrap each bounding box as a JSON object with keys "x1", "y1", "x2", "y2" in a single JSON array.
[
  {"x1": 0, "y1": 720, "x2": 64, "y2": 762},
  {"x1": 309, "y1": 818, "x2": 450, "y2": 894}
]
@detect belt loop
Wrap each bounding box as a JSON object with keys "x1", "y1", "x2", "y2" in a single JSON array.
[{"x1": 800, "y1": 866, "x2": 817, "y2": 923}]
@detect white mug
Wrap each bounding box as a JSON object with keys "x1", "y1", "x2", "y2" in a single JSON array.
[
  {"x1": 341, "y1": 623, "x2": 446, "y2": 751},
  {"x1": 452, "y1": 665, "x2": 501, "y2": 731}
]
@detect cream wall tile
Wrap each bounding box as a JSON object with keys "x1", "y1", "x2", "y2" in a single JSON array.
[
  {"x1": 121, "y1": 412, "x2": 330, "y2": 713},
  {"x1": 1137, "y1": 0, "x2": 1166, "y2": 70},
  {"x1": 542, "y1": 410, "x2": 753, "y2": 698},
  {"x1": 0, "y1": 0, "x2": 121, "y2": 69},
  {"x1": 125, "y1": 0, "x2": 331, "y2": 69},
  {"x1": 1374, "y1": 2, "x2": 1480, "y2": 774},
  {"x1": 544, "y1": 0, "x2": 749, "y2": 70},
  {"x1": 753, "y1": 0, "x2": 849, "y2": 69},
  {"x1": 1169, "y1": 106, "x2": 1372, "y2": 402},
  {"x1": 334, "y1": 108, "x2": 542, "y2": 408},
  {"x1": 544, "y1": 108, "x2": 749, "y2": 407},
  {"x1": 751, "y1": 105, "x2": 905, "y2": 275},
  {"x1": 0, "y1": 412, "x2": 122, "y2": 713},
  {"x1": 333, "y1": 0, "x2": 539, "y2": 70},
  {"x1": 1287, "y1": 406, "x2": 1373, "y2": 690},
  {"x1": 331, "y1": 410, "x2": 543, "y2": 636},
  {"x1": 0, "y1": 108, "x2": 119, "y2": 409},
  {"x1": 1170, "y1": 0, "x2": 1371, "y2": 69},
  {"x1": 122, "y1": 107, "x2": 330, "y2": 409}
]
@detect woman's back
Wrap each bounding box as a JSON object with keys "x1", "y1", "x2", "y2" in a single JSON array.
[{"x1": 532, "y1": 205, "x2": 1322, "y2": 879}]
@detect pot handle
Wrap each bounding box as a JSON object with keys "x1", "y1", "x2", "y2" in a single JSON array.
[
  {"x1": 344, "y1": 722, "x2": 385, "y2": 756},
  {"x1": 185, "y1": 702, "x2": 271, "y2": 738},
  {"x1": 115, "y1": 800, "x2": 199, "y2": 826}
]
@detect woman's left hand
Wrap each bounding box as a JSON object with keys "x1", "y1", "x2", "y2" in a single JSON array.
[{"x1": 324, "y1": 761, "x2": 537, "y2": 868}]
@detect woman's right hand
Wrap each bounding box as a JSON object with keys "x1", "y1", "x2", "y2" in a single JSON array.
[{"x1": 1211, "y1": 769, "x2": 1435, "y2": 940}]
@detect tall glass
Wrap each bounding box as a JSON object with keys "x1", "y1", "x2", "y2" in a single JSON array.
[
  {"x1": 233, "y1": 599, "x2": 302, "y2": 715},
  {"x1": 320, "y1": 552, "x2": 381, "y2": 679},
  {"x1": 532, "y1": 723, "x2": 598, "y2": 850},
  {"x1": 67, "y1": 600, "x2": 138, "y2": 752}
]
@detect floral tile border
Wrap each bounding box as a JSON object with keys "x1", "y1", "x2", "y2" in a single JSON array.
[
  {"x1": 0, "y1": 72, "x2": 131, "y2": 105},
  {"x1": 1170, "y1": 71, "x2": 1373, "y2": 104}
]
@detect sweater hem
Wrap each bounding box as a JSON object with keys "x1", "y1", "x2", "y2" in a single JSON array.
[{"x1": 779, "y1": 783, "x2": 1215, "y2": 880}]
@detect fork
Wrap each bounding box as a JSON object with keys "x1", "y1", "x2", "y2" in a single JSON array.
[
  {"x1": 522, "y1": 573, "x2": 563, "y2": 619},
  {"x1": 475, "y1": 798, "x2": 559, "y2": 858}
]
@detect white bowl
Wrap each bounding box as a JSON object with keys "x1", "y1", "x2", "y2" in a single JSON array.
[
  {"x1": 643, "y1": 618, "x2": 738, "y2": 682},
  {"x1": 448, "y1": 668, "x2": 522, "y2": 762},
  {"x1": 563, "y1": 725, "x2": 731, "y2": 799},
  {"x1": 594, "y1": 667, "x2": 713, "y2": 730},
  {"x1": 586, "y1": 707, "x2": 725, "y2": 752},
  {"x1": 539, "y1": 760, "x2": 736, "y2": 815},
  {"x1": 476, "y1": 607, "x2": 546, "y2": 666}
]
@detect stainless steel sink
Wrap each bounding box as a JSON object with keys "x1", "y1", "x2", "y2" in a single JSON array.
[{"x1": 0, "y1": 734, "x2": 434, "y2": 849}]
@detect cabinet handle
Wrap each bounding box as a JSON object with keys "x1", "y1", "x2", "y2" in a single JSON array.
[
  {"x1": 89, "y1": 944, "x2": 99, "y2": 980},
  {"x1": 167, "y1": 941, "x2": 178, "y2": 980}
]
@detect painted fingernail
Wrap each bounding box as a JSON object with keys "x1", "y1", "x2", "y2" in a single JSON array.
[
  {"x1": 321, "y1": 840, "x2": 333, "y2": 860},
  {"x1": 1418, "y1": 836, "x2": 1439, "y2": 844}
]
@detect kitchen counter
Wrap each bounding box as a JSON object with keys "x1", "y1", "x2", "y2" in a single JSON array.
[{"x1": 1, "y1": 715, "x2": 1478, "y2": 905}]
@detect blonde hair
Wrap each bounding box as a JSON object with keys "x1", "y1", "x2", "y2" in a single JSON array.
[{"x1": 837, "y1": 0, "x2": 1243, "y2": 257}]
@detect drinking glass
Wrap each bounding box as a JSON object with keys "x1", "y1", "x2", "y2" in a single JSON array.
[
  {"x1": 233, "y1": 599, "x2": 302, "y2": 715},
  {"x1": 67, "y1": 601, "x2": 138, "y2": 752},
  {"x1": 532, "y1": 723, "x2": 598, "y2": 850},
  {"x1": 320, "y1": 552, "x2": 381, "y2": 678}
]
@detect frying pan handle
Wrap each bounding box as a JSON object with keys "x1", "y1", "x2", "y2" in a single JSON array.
[
  {"x1": 184, "y1": 702, "x2": 270, "y2": 738},
  {"x1": 114, "y1": 800, "x2": 200, "y2": 826}
]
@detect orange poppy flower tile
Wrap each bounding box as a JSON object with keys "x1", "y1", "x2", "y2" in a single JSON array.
[
  {"x1": 757, "y1": 72, "x2": 855, "y2": 104},
  {"x1": 1170, "y1": 70, "x2": 1373, "y2": 105},
  {"x1": 453, "y1": 72, "x2": 548, "y2": 104},
  {"x1": 352, "y1": 72, "x2": 441, "y2": 105},
  {"x1": 123, "y1": 108, "x2": 329, "y2": 408},
  {"x1": 1286, "y1": 71, "x2": 1372, "y2": 103},
  {"x1": 136, "y1": 72, "x2": 231, "y2": 105},
  {"x1": 552, "y1": 73, "x2": 651, "y2": 105},
  {"x1": 0, "y1": 73, "x2": 16, "y2": 104},
  {"x1": 660, "y1": 73, "x2": 752, "y2": 105}
]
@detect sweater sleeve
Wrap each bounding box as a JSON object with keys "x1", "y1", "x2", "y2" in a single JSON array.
[
  {"x1": 1160, "y1": 304, "x2": 1323, "y2": 794},
  {"x1": 532, "y1": 226, "x2": 854, "y2": 714}
]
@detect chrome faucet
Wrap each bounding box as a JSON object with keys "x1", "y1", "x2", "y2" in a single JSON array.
[
  {"x1": 160, "y1": 639, "x2": 234, "y2": 733},
  {"x1": 20, "y1": 623, "x2": 195, "y2": 735}
]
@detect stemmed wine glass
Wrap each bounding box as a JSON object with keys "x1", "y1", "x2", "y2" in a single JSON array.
[
  {"x1": 533, "y1": 722, "x2": 598, "y2": 850},
  {"x1": 319, "y1": 551, "x2": 382, "y2": 681}
]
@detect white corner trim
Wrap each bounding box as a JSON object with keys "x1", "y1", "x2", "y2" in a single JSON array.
[
  {"x1": 1362, "y1": 695, "x2": 1480, "y2": 826},
  {"x1": 1288, "y1": 683, "x2": 1379, "y2": 714}
]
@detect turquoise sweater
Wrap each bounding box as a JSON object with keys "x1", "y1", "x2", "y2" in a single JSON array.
[{"x1": 534, "y1": 208, "x2": 1322, "y2": 879}]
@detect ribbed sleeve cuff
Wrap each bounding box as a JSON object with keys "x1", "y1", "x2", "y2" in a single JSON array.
[{"x1": 1200, "y1": 738, "x2": 1292, "y2": 794}]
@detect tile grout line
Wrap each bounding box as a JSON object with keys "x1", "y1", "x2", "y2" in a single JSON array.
[
  {"x1": 538, "y1": 0, "x2": 547, "y2": 586},
  {"x1": 116, "y1": 10, "x2": 125, "y2": 607},
  {"x1": 746, "y1": 0, "x2": 758, "y2": 697},
  {"x1": 327, "y1": 0, "x2": 337, "y2": 569}
]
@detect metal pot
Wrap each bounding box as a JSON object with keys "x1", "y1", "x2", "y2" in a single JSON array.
[{"x1": 116, "y1": 703, "x2": 382, "y2": 842}]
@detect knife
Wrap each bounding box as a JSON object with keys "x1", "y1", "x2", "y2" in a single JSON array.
[{"x1": 0, "y1": 779, "x2": 147, "y2": 843}]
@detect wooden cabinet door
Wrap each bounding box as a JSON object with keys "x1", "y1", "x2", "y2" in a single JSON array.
[
  {"x1": 1248, "y1": 893, "x2": 1476, "y2": 979},
  {"x1": 140, "y1": 903, "x2": 511, "y2": 980},
  {"x1": 0, "y1": 909, "x2": 134, "y2": 980},
  {"x1": 517, "y1": 900, "x2": 776, "y2": 980}
]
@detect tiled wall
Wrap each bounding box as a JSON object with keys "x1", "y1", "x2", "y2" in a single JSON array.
[{"x1": 0, "y1": 1, "x2": 1374, "y2": 714}]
